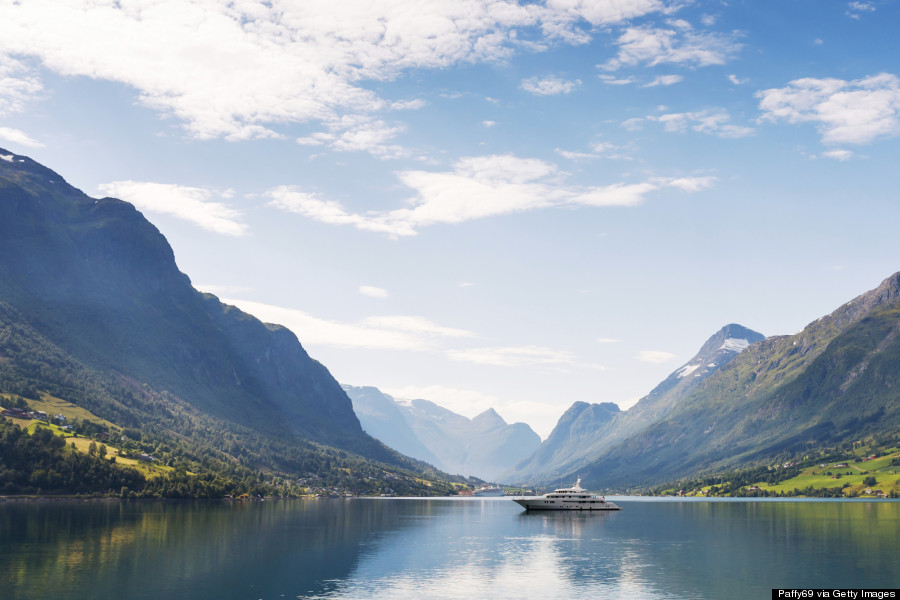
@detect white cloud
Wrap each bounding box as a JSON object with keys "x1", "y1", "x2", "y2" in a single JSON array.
[
  {"x1": 391, "y1": 99, "x2": 427, "y2": 111},
  {"x1": 555, "y1": 148, "x2": 598, "y2": 160},
  {"x1": 644, "y1": 74, "x2": 683, "y2": 87},
  {"x1": 636, "y1": 350, "x2": 677, "y2": 364},
  {"x1": 98, "y1": 181, "x2": 247, "y2": 236},
  {"x1": 521, "y1": 75, "x2": 581, "y2": 96},
  {"x1": 227, "y1": 300, "x2": 423, "y2": 351},
  {"x1": 650, "y1": 109, "x2": 755, "y2": 138},
  {"x1": 361, "y1": 316, "x2": 475, "y2": 338},
  {"x1": 597, "y1": 338, "x2": 620, "y2": 344},
  {"x1": 297, "y1": 115, "x2": 408, "y2": 158},
  {"x1": 567, "y1": 181, "x2": 659, "y2": 207},
  {"x1": 447, "y1": 345, "x2": 578, "y2": 367},
  {"x1": 557, "y1": 141, "x2": 630, "y2": 161},
  {"x1": 266, "y1": 186, "x2": 416, "y2": 237},
  {"x1": 621, "y1": 117, "x2": 645, "y2": 131},
  {"x1": 223, "y1": 298, "x2": 473, "y2": 351},
  {"x1": 0, "y1": 126, "x2": 43, "y2": 148},
  {"x1": 822, "y1": 149, "x2": 854, "y2": 161},
  {"x1": 0, "y1": 0, "x2": 666, "y2": 142},
  {"x1": 757, "y1": 73, "x2": 900, "y2": 145},
  {"x1": 268, "y1": 154, "x2": 714, "y2": 237},
  {"x1": 728, "y1": 74, "x2": 748, "y2": 85},
  {"x1": 664, "y1": 176, "x2": 716, "y2": 192},
  {"x1": 482, "y1": 120, "x2": 498, "y2": 128},
  {"x1": 847, "y1": 1, "x2": 875, "y2": 18},
  {"x1": 601, "y1": 24, "x2": 742, "y2": 71},
  {"x1": 544, "y1": 0, "x2": 665, "y2": 27},
  {"x1": 0, "y1": 54, "x2": 43, "y2": 116},
  {"x1": 598, "y1": 74, "x2": 635, "y2": 86},
  {"x1": 359, "y1": 285, "x2": 389, "y2": 299}
]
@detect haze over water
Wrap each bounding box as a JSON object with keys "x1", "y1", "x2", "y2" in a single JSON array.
[{"x1": 2, "y1": 498, "x2": 898, "y2": 600}]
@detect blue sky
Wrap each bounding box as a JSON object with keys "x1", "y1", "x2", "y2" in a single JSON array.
[{"x1": 2, "y1": 0, "x2": 899, "y2": 437}]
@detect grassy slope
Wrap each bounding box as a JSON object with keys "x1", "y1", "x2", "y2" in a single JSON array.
[
  {"x1": 3, "y1": 392, "x2": 118, "y2": 430},
  {"x1": 2, "y1": 394, "x2": 174, "y2": 479},
  {"x1": 753, "y1": 451, "x2": 900, "y2": 497},
  {"x1": 660, "y1": 440, "x2": 900, "y2": 498}
]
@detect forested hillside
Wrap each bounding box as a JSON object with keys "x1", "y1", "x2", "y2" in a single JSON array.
[{"x1": 0, "y1": 148, "x2": 464, "y2": 497}]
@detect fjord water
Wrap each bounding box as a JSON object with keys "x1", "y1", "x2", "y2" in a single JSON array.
[{"x1": 2, "y1": 498, "x2": 899, "y2": 599}]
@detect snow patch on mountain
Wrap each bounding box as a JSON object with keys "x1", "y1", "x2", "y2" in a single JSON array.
[
  {"x1": 676, "y1": 364, "x2": 700, "y2": 378},
  {"x1": 720, "y1": 338, "x2": 750, "y2": 353}
]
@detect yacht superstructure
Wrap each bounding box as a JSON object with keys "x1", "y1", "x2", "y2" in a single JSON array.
[{"x1": 513, "y1": 478, "x2": 620, "y2": 511}]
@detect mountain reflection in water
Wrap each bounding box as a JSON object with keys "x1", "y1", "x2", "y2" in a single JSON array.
[{"x1": 2, "y1": 497, "x2": 899, "y2": 600}]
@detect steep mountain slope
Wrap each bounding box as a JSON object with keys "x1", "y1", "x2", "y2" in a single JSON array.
[
  {"x1": 577, "y1": 273, "x2": 900, "y2": 489},
  {"x1": 344, "y1": 384, "x2": 541, "y2": 480},
  {"x1": 463, "y1": 408, "x2": 542, "y2": 481},
  {"x1": 629, "y1": 324, "x2": 766, "y2": 423},
  {"x1": 0, "y1": 148, "x2": 420, "y2": 475},
  {"x1": 505, "y1": 401, "x2": 621, "y2": 483},
  {"x1": 341, "y1": 385, "x2": 440, "y2": 466},
  {"x1": 508, "y1": 324, "x2": 764, "y2": 483}
]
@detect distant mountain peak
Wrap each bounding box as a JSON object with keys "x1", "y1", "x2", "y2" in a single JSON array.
[
  {"x1": 642, "y1": 323, "x2": 764, "y2": 400},
  {"x1": 473, "y1": 407, "x2": 504, "y2": 421},
  {"x1": 345, "y1": 385, "x2": 540, "y2": 480},
  {"x1": 695, "y1": 323, "x2": 764, "y2": 357}
]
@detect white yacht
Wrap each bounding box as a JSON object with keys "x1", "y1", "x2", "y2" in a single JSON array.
[{"x1": 513, "y1": 478, "x2": 621, "y2": 511}]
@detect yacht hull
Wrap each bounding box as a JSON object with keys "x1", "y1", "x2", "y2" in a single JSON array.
[{"x1": 513, "y1": 498, "x2": 621, "y2": 511}]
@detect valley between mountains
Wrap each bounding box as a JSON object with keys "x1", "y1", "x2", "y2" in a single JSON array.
[{"x1": 2, "y1": 147, "x2": 899, "y2": 498}]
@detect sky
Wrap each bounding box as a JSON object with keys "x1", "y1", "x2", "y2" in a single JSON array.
[{"x1": 1, "y1": 0, "x2": 900, "y2": 438}]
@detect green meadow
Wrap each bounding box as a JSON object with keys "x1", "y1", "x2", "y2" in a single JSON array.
[
  {"x1": 752, "y1": 451, "x2": 900, "y2": 497},
  {"x1": 657, "y1": 438, "x2": 900, "y2": 498},
  {"x1": 2, "y1": 392, "x2": 173, "y2": 479}
]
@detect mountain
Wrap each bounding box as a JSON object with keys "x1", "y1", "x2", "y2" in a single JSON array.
[
  {"x1": 507, "y1": 324, "x2": 764, "y2": 483},
  {"x1": 505, "y1": 401, "x2": 621, "y2": 484},
  {"x1": 340, "y1": 385, "x2": 440, "y2": 466},
  {"x1": 0, "y1": 147, "x2": 451, "y2": 494},
  {"x1": 629, "y1": 324, "x2": 766, "y2": 423},
  {"x1": 575, "y1": 273, "x2": 900, "y2": 490},
  {"x1": 344, "y1": 384, "x2": 541, "y2": 480}
]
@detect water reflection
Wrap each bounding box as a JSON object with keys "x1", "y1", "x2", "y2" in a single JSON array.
[
  {"x1": 308, "y1": 499, "x2": 900, "y2": 600},
  {"x1": 2, "y1": 498, "x2": 899, "y2": 600},
  {"x1": 0, "y1": 499, "x2": 410, "y2": 600}
]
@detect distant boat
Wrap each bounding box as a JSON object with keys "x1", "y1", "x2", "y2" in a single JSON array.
[
  {"x1": 473, "y1": 484, "x2": 505, "y2": 497},
  {"x1": 513, "y1": 478, "x2": 621, "y2": 511}
]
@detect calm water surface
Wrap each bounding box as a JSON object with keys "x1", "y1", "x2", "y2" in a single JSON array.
[{"x1": 2, "y1": 497, "x2": 899, "y2": 599}]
